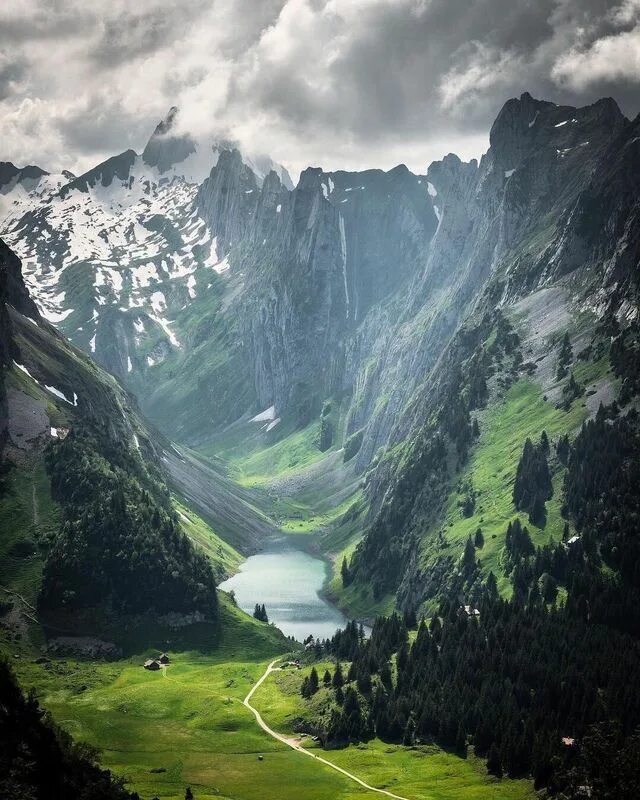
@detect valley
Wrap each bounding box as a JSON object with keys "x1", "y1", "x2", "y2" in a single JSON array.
[{"x1": 1, "y1": 85, "x2": 640, "y2": 800}]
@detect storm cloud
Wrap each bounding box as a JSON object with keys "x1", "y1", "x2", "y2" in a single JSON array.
[{"x1": 1, "y1": 0, "x2": 639, "y2": 179}]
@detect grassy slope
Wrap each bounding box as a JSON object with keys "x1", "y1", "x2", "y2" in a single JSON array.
[
  {"x1": 0, "y1": 454, "x2": 56, "y2": 605},
  {"x1": 172, "y1": 496, "x2": 242, "y2": 581},
  {"x1": 429, "y1": 378, "x2": 582, "y2": 592},
  {"x1": 3, "y1": 599, "x2": 387, "y2": 800},
  {"x1": 252, "y1": 662, "x2": 535, "y2": 800},
  {"x1": 423, "y1": 355, "x2": 612, "y2": 594}
]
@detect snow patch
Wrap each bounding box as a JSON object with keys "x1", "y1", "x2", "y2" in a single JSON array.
[
  {"x1": 150, "y1": 291, "x2": 166, "y2": 314},
  {"x1": 427, "y1": 182, "x2": 437, "y2": 197},
  {"x1": 266, "y1": 418, "x2": 281, "y2": 432},
  {"x1": 504, "y1": 169, "x2": 516, "y2": 178},
  {"x1": 14, "y1": 361, "x2": 38, "y2": 383},
  {"x1": 45, "y1": 384, "x2": 75, "y2": 405},
  {"x1": 213, "y1": 255, "x2": 230, "y2": 274},
  {"x1": 251, "y1": 405, "x2": 276, "y2": 422}
]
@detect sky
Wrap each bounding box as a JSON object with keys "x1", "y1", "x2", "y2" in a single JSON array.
[{"x1": 1, "y1": 0, "x2": 640, "y2": 181}]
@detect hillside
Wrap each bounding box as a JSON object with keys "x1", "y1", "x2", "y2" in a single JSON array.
[
  {"x1": 0, "y1": 236, "x2": 264, "y2": 650},
  {"x1": 1, "y1": 88, "x2": 640, "y2": 799}
]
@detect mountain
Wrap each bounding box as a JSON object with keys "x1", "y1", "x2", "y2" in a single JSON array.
[
  {"x1": 0, "y1": 236, "x2": 234, "y2": 645},
  {"x1": 0, "y1": 160, "x2": 74, "y2": 224},
  {"x1": 0, "y1": 107, "x2": 292, "y2": 397},
  {"x1": 2, "y1": 90, "x2": 640, "y2": 798},
  {"x1": 3, "y1": 92, "x2": 639, "y2": 618},
  {"x1": 345, "y1": 93, "x2": 639, "y2": 609}
]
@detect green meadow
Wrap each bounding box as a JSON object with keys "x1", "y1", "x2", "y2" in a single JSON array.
[{"x1": 251, "y1": 661, "x2": 536, "y2": 800}]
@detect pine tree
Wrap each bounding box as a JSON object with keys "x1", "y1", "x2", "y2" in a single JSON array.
[
  {"x1": 341, "y1": 557, "x2": 351, "y2": 587},
  {"x1": 403, "y1": 713, "x2": 416, "y2": 746},
  {"x1": 463, "y1": 537, "x2": 477, "y2": 574},
  {"x1": 556, "y1": 332, "x2": 573, "y2": 379},
  {"x1": 455, "y1": 721, "x2": 467, "y2": 755},
  {"x1": 323, "y1": 669, "x2": 332, "y2": 687},
  {"x1": 540, "y1": 430, "x2": 549, "y2": 454},
  {"x1": 185, "y1": 788, "x2": 194, "y2": 800},
  {"x1": 332, "y1": 662, "x2": 344, "y2": 689},
  {"x1": 308, "y1": 666, "x2": 319, "y2": 695},
  {"x1": 487, "y1": 743, "x2": 503, "y2": 778},
  {"x1": 474, "y1": 527, "x2": 484, "y2": 548}
]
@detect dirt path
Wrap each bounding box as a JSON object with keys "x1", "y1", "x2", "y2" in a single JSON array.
[{"x1": 243, "y1": 659, "x2": 412, "y2": 800}]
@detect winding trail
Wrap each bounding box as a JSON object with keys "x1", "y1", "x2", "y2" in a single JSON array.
[{"x1": 243, "y1": 659, "x2": 411, "y2": 800}]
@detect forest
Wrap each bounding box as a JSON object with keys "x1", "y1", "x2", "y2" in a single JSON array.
[
  {"x1": 39, "y1": 430, "x2": 218, "y2": 618},
  {"x1": 299, "y1": 398, "x2": 640, "y2": 795}
]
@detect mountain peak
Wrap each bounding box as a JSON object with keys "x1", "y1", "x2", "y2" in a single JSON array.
[
  {"x1": 0, "y1": 162, "x2": 49, "y2": 191},
  {"x1": 142, "y1": 106, "x2": 197, "y2": 174}
]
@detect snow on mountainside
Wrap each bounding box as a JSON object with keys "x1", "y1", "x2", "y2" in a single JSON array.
[
  {"x1": 0, "y1": 162, "x2": 75, "y2": 224},
  {"x1": 0, "y1": 108, "x2": 292, "y2": 379}
]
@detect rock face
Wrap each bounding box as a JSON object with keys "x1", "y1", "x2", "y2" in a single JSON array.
[
  {"x1": 142, "y1": 106, "x2": 197, "y2": 174},
  {"x1": 1, "y1": 93, "x2": 637, "y2": 461},
  {"x1": 195, "y1": 156, "x2": 438, "y2": 420}
]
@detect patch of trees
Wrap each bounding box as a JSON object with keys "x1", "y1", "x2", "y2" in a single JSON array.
[
  {"x1": 253, "y1": 603, "x2": 269, "y2": 622},
  {"x1": 513, "y1": 433, "x2": 552, "y2": 525},
  {"x1": 301, "y1": 667, "x2": 319, "y2": 698},
  {"x1": 39, "y1": 432, "x2": 218, "y2": 618},
  {"x1": 307, "y1": 590, "x2": 640, "y2": 788},
  {"x1": 553, "y1": 721, "x2": 640, "y2": 799},
  {"x1": 560, "y1": 373, "x2": 583, "y2": 410},
  {"x1": 301, "y1": 404, "x2": 640, "y2": 792},
  {"x1": 0, "y1": 658, "x2": 137, "y2": 800},
  {"x1": 563, "y1": 406, "x2": 640, "y2": 589},
  {"x1": 556, "y1": 332, "x2": 573, "y2": 380}
]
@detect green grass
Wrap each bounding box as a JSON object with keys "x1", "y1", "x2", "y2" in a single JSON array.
[
  {"x1": 0, "y1": 453, "x2": 58, "y2": 604},
  {"x1": 4, "y1": 599, "x2": 388, "y2": 800},
  {"x1": 423, "y1": 377, "x2": 591, "y2": 593},
  {"x1": 226, "y1": 420, "x2": 326, "y2": 488},
  {"x1": 173, "y1": 496, "x2": 242, "y2": 580},
  {"x1": 279, "y1": 491, "x2": 363, "y2": 534},
  {"x1": 251, "y1": 663, "x2": 535, "y2": 800}
]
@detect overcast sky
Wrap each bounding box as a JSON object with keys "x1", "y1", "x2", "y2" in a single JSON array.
[{"x1": 2, "y1": 0, "x2": 640, "y2": 180}]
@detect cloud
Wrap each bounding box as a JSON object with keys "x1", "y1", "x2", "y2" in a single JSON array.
[
  {"x1": 552, "y1": 28, "x2": 640, "y2": 90},
  {"x1": 0, "y1": 0, "x2": 638, "y2": 179},
  {"x1": 551, "y1": 0, "x2": 640, "y2": 92}
]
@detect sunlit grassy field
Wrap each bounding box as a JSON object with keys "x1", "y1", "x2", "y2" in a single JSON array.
[
  {"x1": 5, "y1": 601, "x2": 383, "y2": 800},
  {"x1": 251, "y1": 661, "x2": 536, "y2": 800}
]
